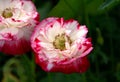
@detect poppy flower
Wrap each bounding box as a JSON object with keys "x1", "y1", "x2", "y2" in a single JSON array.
[
  {"x1": 31, "y1": 17, "x2": 93, "y2": 73},
  {"x1": 0, "y1": 0, "x2": 39, "y2": 55}
]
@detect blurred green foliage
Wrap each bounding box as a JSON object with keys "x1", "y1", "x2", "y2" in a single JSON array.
[{"x1": 0, "y1": 0, "x2": 120, "y2": 82}]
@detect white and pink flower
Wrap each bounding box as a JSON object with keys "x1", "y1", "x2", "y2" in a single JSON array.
[
  {"x1": 0, "y1": 0, "x2": 39, "y2": 55},
  {"x1": 31, "y1": 17, "x2": 93, "y2": 73}
]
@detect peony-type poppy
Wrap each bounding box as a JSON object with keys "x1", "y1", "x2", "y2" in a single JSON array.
[
  {"x1": 31, "y1": 17, "x2": 93, "y2": 73},
  {"x1": 0, "y1": 0, "x2": 39, "y2": 55}
]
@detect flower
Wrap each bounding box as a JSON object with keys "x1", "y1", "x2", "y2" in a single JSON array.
[
  {"x1": 0, "y1": 0, "x2": 39, "y2": 55},
  {"x1": 31, "y1": 17, "x2": 93, "y2": 73}
]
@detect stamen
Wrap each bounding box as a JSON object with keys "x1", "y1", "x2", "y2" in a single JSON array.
[
  {"x1": 53, "y1": 33, "x2": 72, "y2": 51},
  {"x1": 2, "y1": 8, "x2": 13, "y2": 18}
]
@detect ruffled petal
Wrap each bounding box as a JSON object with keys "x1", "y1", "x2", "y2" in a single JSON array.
[
  {"x1": 0, "y1": 38, "x2": 31, "y2": 55},
  {"x1": 35, "y1": 53, "x2": 90, "y2": 74}
]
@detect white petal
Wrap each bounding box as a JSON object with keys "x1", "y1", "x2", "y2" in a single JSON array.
[
  {"x1": 37, "y1": 34, "x2": 49, "y2": 43},
  {"x1": 0, "y1": 22, "x2": 7, "y2": 30},
  {"x1": 65, "y1": 42, "x2": 71, "y2": 50},
  {"x1": 64, "y1": 20, "x2": 78, "y2": 35},
  {"x1": 0, "y1": 27, "x2": 18, "y2": 35},
  {"x1": 18, "y1": 26, "x2": 31, "y2": 40},
  {"x1": 0, "y1": 0, "x2": 11, "y2": 10},
  {"x1": 39, "y1": 42, "x2": 54, "y2": 50},
  {"x1": 70, "y1": 44, "x2": 78, "y2": 57},
  {"x1": 0, "y1": 27, "x2": 19, "y2": 40},
  {"x1": 21, "y1": 1, "x2": 36, "y2": 12},
  {"x1": 62, "y1": 43, "x2": 78, "y2": 58},
  {"x1": 79, "y1": 47, "x2": 93, "y2": 57},
  {"x1": 43, "y1": 50, "x2": 59, "y2": 59},
  {"x1": 39, "y1": 31, "x2": 52, "y2": 42},
  {"x1": 70, "y1": 25, "x2": 88, "y2": 41},
  {"x1": 47, "y1": 63, "x2": 54, "y2": 71},
  {"x1": 47, "y1": 21, "x2": 65, "y2": 42},
  {"x1": 0, "y1": 40, "x2": 5, "y2": 49}
]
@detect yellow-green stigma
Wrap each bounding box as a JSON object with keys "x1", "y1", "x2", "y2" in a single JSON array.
[
  {"x1": 2, "y1": 8, "x2": 13, "y2": 18},
  {"x1": 53, "y1": 34, "x2": 72, "y2": 51}
]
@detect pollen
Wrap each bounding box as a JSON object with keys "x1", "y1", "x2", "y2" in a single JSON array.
[
  {"x1": 53, "y1": 33, "x2": 72, "y2": 51},
  {"x1": 2, "y1": 8, "x2": 13, "y2": 18}
]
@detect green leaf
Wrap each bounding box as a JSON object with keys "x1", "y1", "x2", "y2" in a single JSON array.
[
  {"x1": 98, "y1": 0, "x2": 120, "y2": 13},
  {"x1": 86, "y1": 0, "x2": 104, "y2": 15},
  {"x1": 48, "y1": 0, "x2": 83, "y2": 19}
]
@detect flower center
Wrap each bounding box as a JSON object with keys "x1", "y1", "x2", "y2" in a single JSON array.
[
  {"x1": 2, "y1": 8, "x2": 13, "y2": 18},
  {"x1": 53, "y1": 33, "x2": 72, "y2": 51}
]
